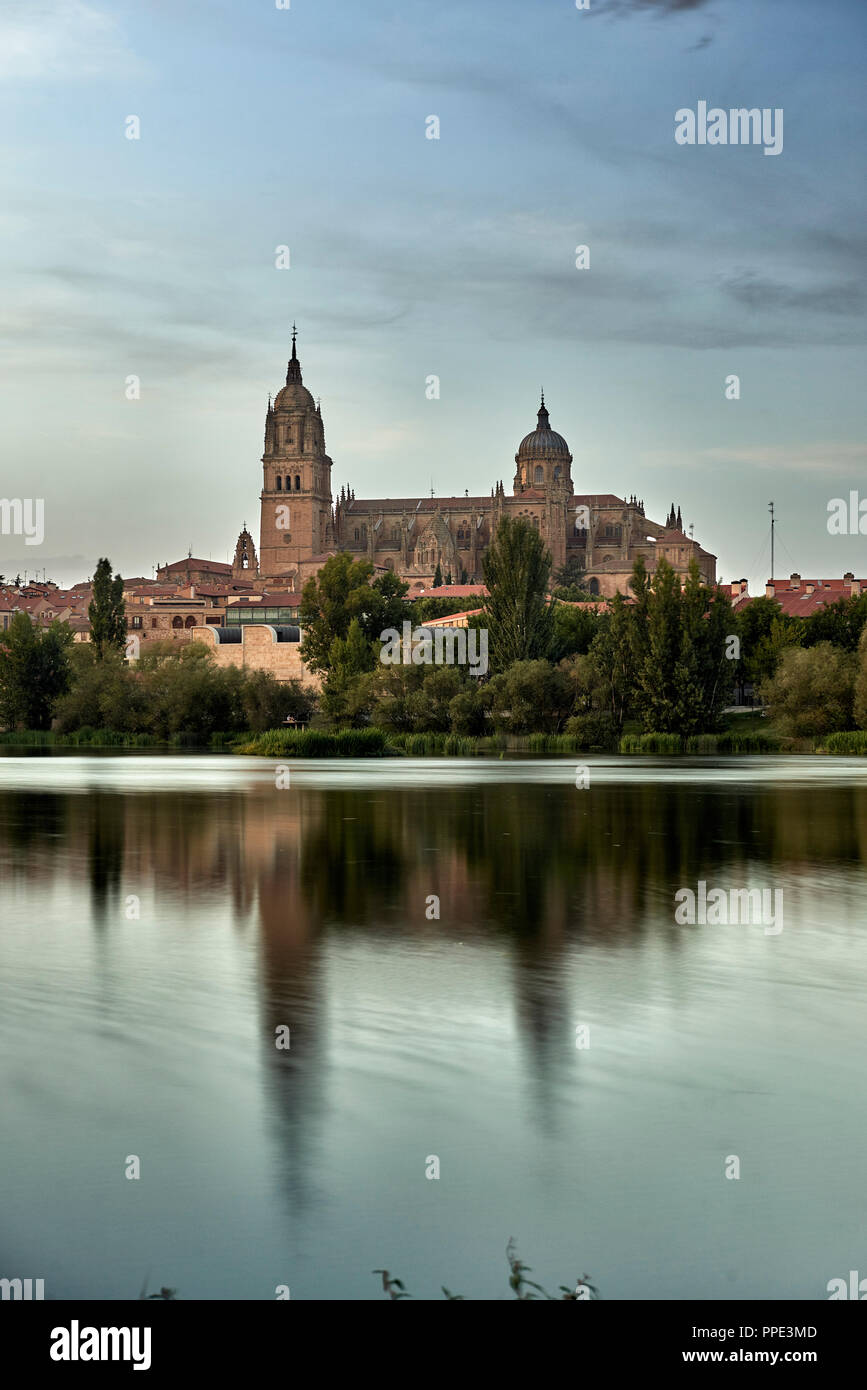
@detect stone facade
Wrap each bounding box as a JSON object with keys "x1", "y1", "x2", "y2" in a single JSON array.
[
  {"x1": 254, "y1": 333, "x2": 716, "y2": 598},
  {"x1": 190, "y1": 624, "x2": 320, "y2": 689}
]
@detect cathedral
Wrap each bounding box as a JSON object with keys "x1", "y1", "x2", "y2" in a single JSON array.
[{"x1": 244, "y1": 331, "x2": 716, "y2": 599}]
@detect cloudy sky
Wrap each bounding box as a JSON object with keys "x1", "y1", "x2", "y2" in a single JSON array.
[{"x1": 1, "y1": 0, "x2": 865, "y2": 587}]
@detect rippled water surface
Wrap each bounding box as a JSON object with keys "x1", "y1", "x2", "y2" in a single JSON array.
[{"x1": 1, "y1": 752, "x2": 865, "y2": 1300}]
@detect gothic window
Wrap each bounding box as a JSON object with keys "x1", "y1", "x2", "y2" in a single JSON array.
[
  {"x1": 588, "y1": 578, "x2": 600, "y2": 595},
  {"x1": 534, "y1": 466, "x2": 544, "y2": 485},
  {"x1": 554, "y1": 465, "x2": 562, "y2": 480},
  {"x1": 295, "y1": 475, "x2": 301, "y2": 491},
  {"x1": 354, "y1": 528, "x2": 360, "y2": 541},
  {"x1": 276, "y1": 476, "x2": 282, "y2": 491},
  {"x1": 533, "y1": 516, "x2": 540, "y2": 528},
  {"x1": 185, "y1": 616, "x2": 197, "y2": 629},
  {"x1": 285, "y1": 476, "x2": 291, "y2": 491},
  {"x1": 172, "y1": 616, "x2": 183, "y2": 629}
]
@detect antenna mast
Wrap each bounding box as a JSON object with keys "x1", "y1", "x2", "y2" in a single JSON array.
[{"x1": 768, "y1": 501, "x2": 775, "y2": 580}]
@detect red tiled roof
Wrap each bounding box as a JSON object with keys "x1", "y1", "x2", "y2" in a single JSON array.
[
  {"x1": 160, "y1": 558, "x2": 232, "y2": 574},
  {"x1": 740, "y1": 578, "x2": 866, "y2": 617}
]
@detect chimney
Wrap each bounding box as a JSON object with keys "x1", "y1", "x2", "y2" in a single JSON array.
[
  {"x1": 805, "y1": 581, "x2": 815, "y2": 595},
  {"x1": 789, "y1": 573, "x2": 801, "y2": 587},
  {"x1": 766, "y1": 581, "x2": 776, "y2": 599},
  {"x1": 844, "y1": 571, "x2": 855, "y2": 582}
]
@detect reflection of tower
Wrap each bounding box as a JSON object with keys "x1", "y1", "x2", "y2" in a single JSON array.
[
  {"x1": 255, "y1": 795, "x2": 327, "y2": 1212},
  {"x1": 87, "y1": 790, "x2": 125, "y2": 924},
  {"x1": 259, "y1": 328, "x2": 334, "y2": 581}
]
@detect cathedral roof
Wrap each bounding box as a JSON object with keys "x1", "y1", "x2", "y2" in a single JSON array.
[{"x1": 516, "y1": 395, "x2": 572, "y2": 460}]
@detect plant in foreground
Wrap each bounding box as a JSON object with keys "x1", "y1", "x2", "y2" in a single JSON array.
[{"x1": 373, "y1": 1240, "x2": 598, "y2": 1301}]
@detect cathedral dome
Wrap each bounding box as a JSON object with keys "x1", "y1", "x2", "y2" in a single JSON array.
[
  {"x1": 273, "y1": 382, "x2": 315, "y2": 412},
  {"x1": 516, "y1": 395, "x2": 572, "y2": 460}
]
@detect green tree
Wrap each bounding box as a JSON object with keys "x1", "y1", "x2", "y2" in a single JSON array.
[
  {"x1": 552, "y1": 554, "x2": 586, "y2": 591},
  {"x1": 321, "y1": 618, "x2": 376, "y2": 722},
  {"x1": 241, "y1": 671, "x2": 317, "y2": 732},
  {"x1": 761, "y1": 642, "x2": 855, "y2": 738},
  {"x1": 481, "y1": 517, "x2": 554, "y2": 672},
  {"x1": 488, "y1": 660, "x2": 574, "y2": 734},
  {"x1": 588, "y1": 592, "x2": 635, "y2": 734},
  {"x1": 850, "y1": 625, "x2": 867, "y2": 729},
  {"x1": 54, "y1": 646, "x2": 142, "y2": 733},
  {"x1": 433, "y1": 562, "x2": 443, "y2": 588},
  {"x1": 88, "y1": 558, "x2": 127, "y2": 661},
  {"x1": 0, "y1": 613, "x2": 74, "y2": 729},
  {"x1": 549, "y1": 602, "x2": 600, "y2": 662},
  {"x1": 636, "y1": 559, "x2": 682, "y2": 732},
  {"x1": 300, "y1": 553, "x2": 408, "y2": 674},
  {"x1": 803, "y1": 594, "x2": 867, "y2": 653}
]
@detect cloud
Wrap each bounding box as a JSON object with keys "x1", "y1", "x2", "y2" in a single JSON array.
[
  {"x1": 644, "y1": 443, "x2": 867, "y2": 476},
  {"x1": 0, "y1": 1, "x2": 140, "y2": 81},
  {"x1": 594, "y1": 0, "x2": 713, "y2": 15},
  {"x1": 722, "y1": 271, "x2": 865, "y2": 318}
]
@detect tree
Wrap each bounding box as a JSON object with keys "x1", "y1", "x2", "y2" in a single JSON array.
[
  {"x1": 321, "y1": 618, "x2": 376, "y2": 722},
  {"x1": 88, "y1": 558, "x2": 127, "y2": 661},
  {"x1": 481, "y1": 517, "x2": 554, "y2": 672},
  {"x1": 761, "y1": 643, "x2": 855, "y2": 738},
  {"x1": 549, "y1": 602, "x2": 600, "y2": 662},
  {"x1": 0, "y1": 613, "x2": 74, "y2": 729},
  {"x1": 487, "y1": 660, "x2": 574, "y2": 734},
  {"x1": 433, "y1": 562, "x2": 443, "y2": 588},
  {"x1": 241, "y1": 671, "x2": 317, "y2": 731},
  {"x1": 300, "y1": 553, "x2": 408, "y2": 675},
  {"x1": 589, "y1": 592, "x2": 636, "y2": 734},
  {"x1": 851, "y1": 626, "x2": 867, "y2": 730},
  {"x1": 636, "y1": 559, "x2": 682, "y2": 732},
  {"x1": 54, "y1": 646, "x2": 142, "y2": 733},
  {"x1": 803, "y1": 594, "x2": 867, "y2": 653},
  {"x1": 552, "y1": 554, "x2": 586, "y2": 591}
]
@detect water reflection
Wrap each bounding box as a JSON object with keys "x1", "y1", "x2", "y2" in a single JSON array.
[{"x1": 1, "y1": 755, "x2": 867, "y2": 1298}]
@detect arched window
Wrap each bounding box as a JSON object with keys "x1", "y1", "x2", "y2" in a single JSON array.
[
  {"x1": 285, "y1": 476, "x2": 291, "y2": 491},
  {"x1": 295, "y1": 475, "x2": 301, "y2": 491},
  {"x1": 172, "y1": 616, "x2": 183, "y2": 629},
  {"x1": 553, "y1": 465, "x2": 561, "y2": 480},
  {"x1": 276, "y1": 476, "x2": 282, "y2": 491},
  {"x1": 185, "y1": 615, "x2": 197, "y2": 628},
  {"x1": 354, "y1": 528, "x2": 360, "y2": 541},
  {"x1": 588, "y1": 578, "x2": 599, "y2": 596},
  {"x1": 534, "y1": 465, "x2": 544, "y2": 485}
]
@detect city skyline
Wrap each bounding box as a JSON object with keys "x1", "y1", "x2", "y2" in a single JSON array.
[{"x1": 1, "y1": 0, "x2": 865, "y2": 588}]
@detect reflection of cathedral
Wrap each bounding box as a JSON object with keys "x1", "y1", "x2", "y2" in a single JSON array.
[{"x1": 253, "y1": 331, "x2": 716, "y2": 599}]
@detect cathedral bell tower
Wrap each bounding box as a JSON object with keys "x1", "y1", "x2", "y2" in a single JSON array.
[{"x1": 259, "y1": 327, "x2": 334, "y2": 582}]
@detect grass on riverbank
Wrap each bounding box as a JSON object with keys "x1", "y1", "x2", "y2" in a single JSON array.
[{"x1": 4, "y1": 718, "x2": 867, "y2": 756}]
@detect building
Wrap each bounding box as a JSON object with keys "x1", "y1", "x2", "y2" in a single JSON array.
[{"x1": 253, "y1": 331, "x2": 716, "y2": 599}]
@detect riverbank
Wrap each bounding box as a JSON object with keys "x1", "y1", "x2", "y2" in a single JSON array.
[{"x1": 5, "y1": 723, "x2": 867, "y2": 756}]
